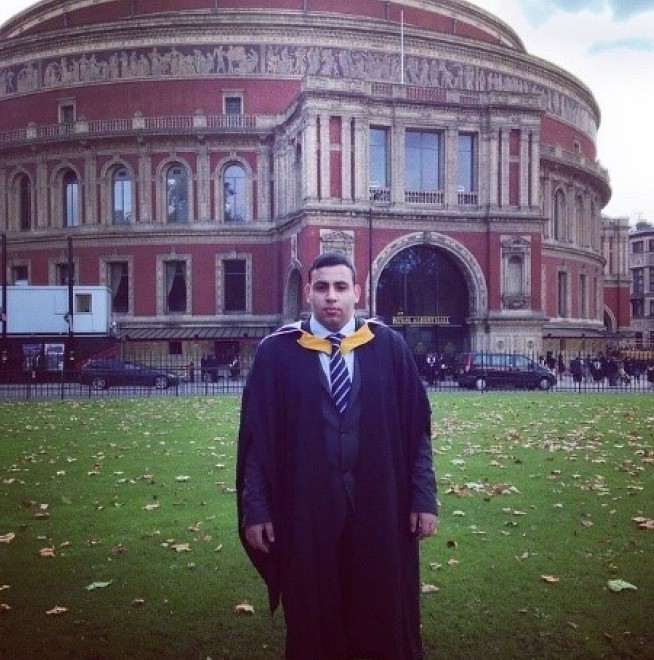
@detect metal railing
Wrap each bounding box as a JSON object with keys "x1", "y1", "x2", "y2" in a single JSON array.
[{"x1": 0, "y1": 350, "x2": 652, "y2": 400}]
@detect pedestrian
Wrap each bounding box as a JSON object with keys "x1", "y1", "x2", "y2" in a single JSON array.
[{"x1": 236, "y1": 251, "x2": 438, "y2": 660}]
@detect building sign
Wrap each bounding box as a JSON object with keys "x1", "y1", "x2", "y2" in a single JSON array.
[{"x1": 392, "y1": 315, "x2": 451, "y2": 325}]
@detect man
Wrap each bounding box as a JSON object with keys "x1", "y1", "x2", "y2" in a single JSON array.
[{"x1": 236, "y1": 252, "x2": 438, "y2": 659}]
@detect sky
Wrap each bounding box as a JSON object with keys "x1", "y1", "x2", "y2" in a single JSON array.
[{"x1": 0, "y1": 0, "x2": 652, "y2": 223}]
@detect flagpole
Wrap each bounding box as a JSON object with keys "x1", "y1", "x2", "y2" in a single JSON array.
[{"x1": 400, "y1": 10, "x2": 404, "y2": 84}]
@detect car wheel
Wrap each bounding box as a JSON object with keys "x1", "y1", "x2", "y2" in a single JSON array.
[
  {"x1": 474, "y1": 376, "x2": 487, "y2": 391},
  {"x1": 91, "y1": 376, "x2": 108, "y2": 390},
  {"x1": 538, "y1": 377, "x2": 552, "y2": 391},
  {"x1": 154, "y1": 376, "x2": 169, "y2": 390}
]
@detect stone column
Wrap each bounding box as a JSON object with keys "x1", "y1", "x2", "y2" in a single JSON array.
[
  {"x1": 196, "y1": 147, "x2": 210, "y2": 222},
  {"x1": 83, "y1": 149, "x2": 96, "y2": 225},
  {"x1": 303, "y1": 113, "x2": 318, "y2": 202},
  {"x1": 500, "y1": 129, "x2": 510, "y2": 208},
  {"x1": 319, "y1": 113, "x2": 330, "y2": 200},
  {"x1": 138, "y1": 148, "x2": 152, "y2": 223},
  {"x1": 341, "y1": 116, "x2": 353, "y2": 202}
]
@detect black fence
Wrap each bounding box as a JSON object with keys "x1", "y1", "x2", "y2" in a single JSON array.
[{"x1": 0, "y1": 351, "x2": 652, "y2": 401}]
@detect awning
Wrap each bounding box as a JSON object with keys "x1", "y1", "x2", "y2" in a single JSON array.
[{"x1": 117, "y1": 326, "x2": 274, "y2": 341}]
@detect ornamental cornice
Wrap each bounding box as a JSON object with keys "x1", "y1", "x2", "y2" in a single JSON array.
[{"x1": 0, "y1": 21, "x2": 598, "y2": 142}]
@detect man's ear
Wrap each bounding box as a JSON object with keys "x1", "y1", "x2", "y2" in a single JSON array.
[
  {"x1": 304, "y1": 282, "x2": 312, "y2": 303},
  {"x1": 354, "y1": 283, "x2": 361, "y2": 303}
]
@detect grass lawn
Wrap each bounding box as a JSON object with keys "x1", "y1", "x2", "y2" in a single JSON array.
[{"x1": 0, "y1": 393, "x2": 652, "y2": 659}]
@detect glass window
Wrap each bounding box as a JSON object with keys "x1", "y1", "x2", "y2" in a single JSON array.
[
  {"x1": 165, "y1": 260, "x2": 187, "y2": 313},
  {"x1": 579, "y1": 274, "x2": 587, "y2": 318},
  {"x1": 632, "y1": 240, "x2": 644, "y2": 254},
  {"x1": 11, "y1": 265, "x2": 28, "y2": 284},
  {"x1": 18, "y1": 175, "x2": 32, "y2": 231},
  {"x1": 633, "y1": 268, "x2": 644, "y2": 294},
  {"x1": 225, "y1": 96, "x2": 242, "y2": 115},
  {"x1": 405, "y1": 131, "x2": 441, "y2": 191},
  {"x1": 112, "y1": 167, "x2": 133, "y2": 224},
  {"x1": 369, "y1": 127, "x2": 389, "y2": 189},
  {"x1": 75, "y1": 294, "x2": 92, "y2": 313},
  {"x1": 166, "y1": 164, "x2": 188, "y2": 223},
  {"x1": 557, "y1": 271, "x2": 567, "y2": 317},
  {"x1": 457, "y1": 133, "x2": 476, "y2": 192},
  {"x1": 224, "y1": 259, "x2": 246, "y2": 312},
  {"x1": 57, "y1": 263, "x2": 75, "y2": 286},
  {"x1": 63, "y1": 170, "x2": 79, "y2": 227},
  {"x1": 108, "y1": 262, "x2": 129, "y2": 314},
  {"x1": 224, "y1": 164, "x2": 246, "y2": 222}
]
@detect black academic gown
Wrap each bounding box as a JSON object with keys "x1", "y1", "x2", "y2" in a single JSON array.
[{"x1": 236, "y1": 319, "x2": 436, "y2": 660}]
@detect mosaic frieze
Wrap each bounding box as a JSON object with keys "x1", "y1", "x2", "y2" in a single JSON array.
[{"x1": 0, "y1": 43, "x2": 596, "y2": 139}]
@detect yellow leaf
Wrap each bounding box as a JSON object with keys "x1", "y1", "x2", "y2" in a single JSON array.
[
  {"x1": 0, "y1": 533, "x2": 16, "y2": 544},
  {"x1": 39, "y1": 547, "x2": 56, "y2": 558},
  {"x1": 46, "y1": 606, "x2": 69, "y2": 616},
  {"x1": 421, "y1": 583, "x2": 440, "y2": 593},
  {"x1": 144, "y1": 503, "x2": 160, "y2": 511},
  {"x1": 171, "y1": 543, "x2": 191, "y2": 553},
  {"x1": 541, "y1": 575, "x2": 559, "y2": 584},
  {"x1": 0, "y1": 604, "x2": 11, "y2": 614},
  {"x1": 235, "y1": 602, "x2": 255, "y2": 615}
]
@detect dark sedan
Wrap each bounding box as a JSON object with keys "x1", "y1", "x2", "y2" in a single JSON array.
[{"x1": 79, "y1": 358, "x2": 179, "y2": 390}]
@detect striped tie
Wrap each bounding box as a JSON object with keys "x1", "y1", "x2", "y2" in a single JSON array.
[{"x1": 328, "y1": 333, "x2": 351, "y2": 414}]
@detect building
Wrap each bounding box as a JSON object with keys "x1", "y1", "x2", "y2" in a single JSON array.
[
  {"x1": 629, "y1": 220, "x2": 654, "y2": 349},
  {"x1": 0, "y1": 0, "x2": 617, "y2": 370}
]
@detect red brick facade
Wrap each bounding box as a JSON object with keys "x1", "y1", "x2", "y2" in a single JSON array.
[{"x1": 0, "y1": 0, "x2": 622, "y2": 366}]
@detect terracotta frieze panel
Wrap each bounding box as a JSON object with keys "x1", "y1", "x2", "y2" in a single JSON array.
[{"x1": 0, "y1": 42, "x2": 596, "y2": 139}]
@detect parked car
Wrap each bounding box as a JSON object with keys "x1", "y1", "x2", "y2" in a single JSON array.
[
  {"x1": 79, "y1": 358, "x2": 179, "y2": 390},
  {"x1": 455, "y1": 352, "x2": 556, "y2": 391}
]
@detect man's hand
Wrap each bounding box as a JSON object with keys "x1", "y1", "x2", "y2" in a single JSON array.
[
  {"x1": 245, "y1": 522, "x2": 275, "y2": 553},
  {"x1": 410, "y1": 512, "x2": 439, "y2": 540}
]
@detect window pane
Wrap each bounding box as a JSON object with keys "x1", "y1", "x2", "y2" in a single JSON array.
[
  {"x1": 109, "y1": 262, "x2": 129, "y2": 313},
  {"x1": 224, "y1": 259, "x2": 246, "y2": 312},
  {"x1": 369, "y1": 127, "x2": 389, "y2": 188},
  {"x1": 225, "y1": 97, "x2": 242, "y2": 115},
  {"x1": 166, "y1": 165, "x2": 188, "y2": 223},
  {"x1": 166, "y1": 261, "x2": 187, "y2": 313},
  {"x1": 457, "y1": 134, "x2": 474, "y2": 192},
  {"x1": 19, "y1": 175, "x2": 32, "y2": 231},
  {"x1": 63, "y1": 171, "x2": 79, "y2": 227},
  {"x1": 113, "y1": 168, "x2": 132, "y2": 224},
  {"x1": 224, "y1": 165, "x2": 246, "y2": 222},
  {"x1": 405, "y1": 131, "x2": 440, "y2": 190}
]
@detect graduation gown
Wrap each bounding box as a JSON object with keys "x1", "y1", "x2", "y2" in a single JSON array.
[{"x1": 236, "y1": 319, "x2": 437, "y2": 660}]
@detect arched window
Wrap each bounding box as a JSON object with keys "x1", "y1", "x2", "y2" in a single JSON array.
[
  {"x1": 112, "y1": 167, "x2": 133, "y2": 224},
  {"x1": 63, "y1": 170, "x2": 79, "y2": 227},
  {"x1": 575, "y1": 195, "x2": 585, "y2": 246},
  {"x1": 224, "y1": 164, "x2": 246, "y2": 223},
  {"x1": 166, "y1": 164, "x2": 188, "y2": 223},
  {"x1": 18, "y1": 174, "x2": 32, "y2": 231}
]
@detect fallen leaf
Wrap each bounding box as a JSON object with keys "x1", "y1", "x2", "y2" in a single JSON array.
[
  {"x1": 171, "y1": 543, "x2": 191, "y2": 553},
  {"x1": 421, "y1": 583, "x2": 440, "y2": 593},
  {"x1": 607, "y1": 579, "x2": 637, "y2": 592},
  {"x1": 132, "y1": 598, "x2": 146, "y2": 607},
  {"x1": 144, "y1": 503, "x2": 160, "y2": 511},
  {"x1": 0, "y1": 604, "x2": 11, "y2": 613},
  {"x1": 0, "y1": 533, "x2": 16, "y2": 544},
  {"x1": 541, "y1": 575, "x2": 559, "y2": 584},
  {"x1": 85, "y1": 581, "x2": 113, "y2": 591},
  {"x1": 46, "y1": 606, "x2": 69, "y2": 615},
  {"x1": 39, "y1": 547, "x2": 56, "y2": 558},
  {"x1": 235, "y1": 602, "x2": 255, "y2": 614}
]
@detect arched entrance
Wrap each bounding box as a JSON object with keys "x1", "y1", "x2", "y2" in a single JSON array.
[{"x1": 376, "y1": 244, "x2": 470, "y2": 373}]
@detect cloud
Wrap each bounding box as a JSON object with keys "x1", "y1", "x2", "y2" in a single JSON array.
[
  {"x1": 519, "y1": 0, "x2": 654, "y2": 24},
  {"x1": 589, "y1": 36, "x2": 654, "y2": 54}
]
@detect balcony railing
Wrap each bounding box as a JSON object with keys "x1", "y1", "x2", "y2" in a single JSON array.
[{"x1": 0, "y1": 113, "x2": 277, "y2": 148}]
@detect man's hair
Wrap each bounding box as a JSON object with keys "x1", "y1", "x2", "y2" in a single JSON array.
[{"x1": 308, "y1": 252, "x2": 357, "y2": 284}]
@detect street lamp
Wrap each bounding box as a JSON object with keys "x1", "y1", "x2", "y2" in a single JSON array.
[{"x1": 368, "y1": 187, "x2": 382, "y2": 316}]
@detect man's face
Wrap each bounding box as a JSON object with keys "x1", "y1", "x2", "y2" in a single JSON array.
[{"x1": 305, "y1": 264, "x2": 361, "y2": 332}]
